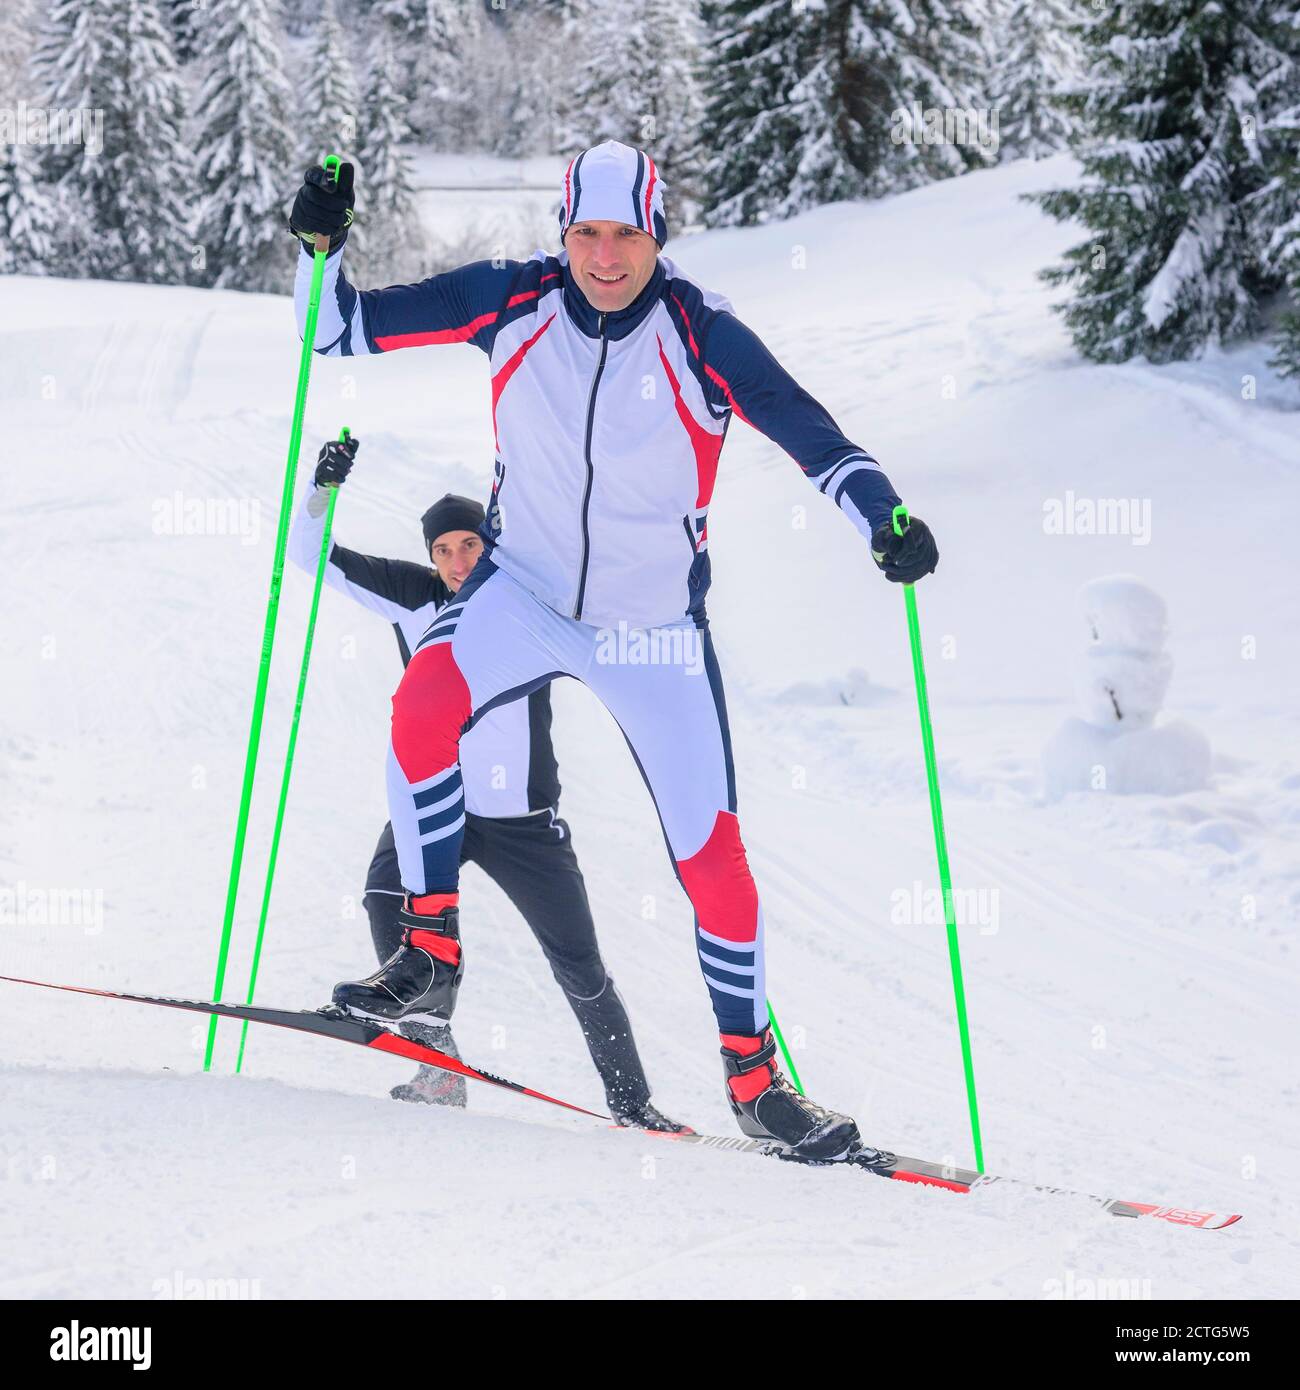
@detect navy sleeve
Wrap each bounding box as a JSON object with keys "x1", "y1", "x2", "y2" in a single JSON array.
[
  {"x1": 295, "y1": 242, "x2": 525, "y2": 358},
  {"x1": 702, "y1": 310, "x2": 901, "y2": 538}
]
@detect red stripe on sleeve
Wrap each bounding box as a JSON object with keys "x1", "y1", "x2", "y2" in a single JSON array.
[
  {"x1": 704, "y1": 363, "x2": 753, "y2": 427},
  {"x1": 374, "y1": 308, "x2": 498, "y2": 351}
]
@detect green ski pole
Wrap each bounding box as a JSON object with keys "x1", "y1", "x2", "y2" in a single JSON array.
[
  {"x1": 234, "y1": 428, "x2": 349, "y2": 1075},
  {"x1": 203, "y1": 155, "x2": 342, "y2": 1071},
  {"x1": 766, "y1": 1000, "x2": 803, "y2": 1094},
  {"x1": 891, "y1": 503, "x2": 984, "y2": 1172}
]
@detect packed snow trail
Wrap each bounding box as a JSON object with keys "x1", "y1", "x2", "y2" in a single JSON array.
[{"x1": 3, "y1": 156, "x2": 1296, "y2": 1297}]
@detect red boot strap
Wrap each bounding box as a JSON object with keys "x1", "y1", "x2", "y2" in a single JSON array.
[{"x1": 408, "y1": 929, "x2": 461, "y2": 966}]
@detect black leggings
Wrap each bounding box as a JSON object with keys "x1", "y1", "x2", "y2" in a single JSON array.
[
  {"x1": 362, "y1": 811, "x2": 653, "y2": 1110},
  {"x1": 363, "y1": 810, "x2": 607, "y2": 999}
]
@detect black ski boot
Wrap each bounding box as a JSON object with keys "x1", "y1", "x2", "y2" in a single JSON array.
[
  {"x1": 389, "y1": 1019, "x2": 468, "y2": 1109},
  {"x1": 332, "y1": 902, "x2": 463, "y2": 1026},
  {"x1": 610, "y1": 1099, "x2": 693, "y2": 1133},
  {"x1": 721, "y1": 1028, "x2": 860, "y2": 1160},
  {"x1": 567, "y1": 975, "x2": 692, "y2": 1133}
]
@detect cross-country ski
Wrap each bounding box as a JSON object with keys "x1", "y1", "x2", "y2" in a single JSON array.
[{"x1": 0, "y1": 971, "x2": 1243, "y2": 1232}]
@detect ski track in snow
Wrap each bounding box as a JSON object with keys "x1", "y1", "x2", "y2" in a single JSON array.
[{"x1": 3, "y1": 155, "x2": 1297, "y2": 1298}]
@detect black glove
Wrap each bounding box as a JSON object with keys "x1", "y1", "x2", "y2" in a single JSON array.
[
  {"x1": 871, "y1": 514, "x2": 938, "y2": 584},
  {"x1": 314, "y1": 434, "x2": 358, "y2": 488},
  {"x1": 288, "y1": 162, "x2": 355, "y2": 252}
]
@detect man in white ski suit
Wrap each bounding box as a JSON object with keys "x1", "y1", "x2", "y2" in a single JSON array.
[{"x1": 288, "y1": 140, "x2": 939, "y2": 1156}]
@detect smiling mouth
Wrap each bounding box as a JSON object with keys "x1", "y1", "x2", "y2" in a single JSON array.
[{"x1": 589, "y1": 272, "x2": 628, "y2": 285}]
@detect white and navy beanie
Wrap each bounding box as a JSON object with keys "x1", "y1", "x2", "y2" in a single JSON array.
[{"x1": 557, "y1": 140, "x2": 668, "y2": 248}]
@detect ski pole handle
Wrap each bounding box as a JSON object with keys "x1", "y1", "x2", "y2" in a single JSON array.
[
  {"x1": 892, "y1": 502, "x2": 910, "y2": 539},
  {"x1": 311, "y1": 155, "x2": 342, "y2": 255}
]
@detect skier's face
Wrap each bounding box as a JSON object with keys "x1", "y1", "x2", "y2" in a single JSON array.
[
  {"x1": 566, "y1": 220, "x2": 658, "y2": 312},
  {"x1": 430, "y1": 530, "x2": 483, "y2": 592}
]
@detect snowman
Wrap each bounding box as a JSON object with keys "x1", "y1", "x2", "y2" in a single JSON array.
[{"x1": 1042, "y1": 575, "x2": 1210, "y2": 798}]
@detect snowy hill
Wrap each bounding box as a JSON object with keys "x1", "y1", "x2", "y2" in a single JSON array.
[{"x1": 3, "y1": 156, "x2": 1297, "y2": 1299}]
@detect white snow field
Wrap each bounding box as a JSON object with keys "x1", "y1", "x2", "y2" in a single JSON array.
[{"x1": 3, "y1": 155, "x2": 1298, "y2": 1300}]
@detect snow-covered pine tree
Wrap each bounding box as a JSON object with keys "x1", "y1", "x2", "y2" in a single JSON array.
[
  {"x1": 559, "y1": 0, "x2": 703, "y2": 202},
  {"x1": 0, "y1": 0, "x2": 57, "y2": 275},
  {"x1": 0, "y1": 141, "x2": 58, "y2": 275},
  {"x1": 353, "y1": 26, "x2": 428, "y2": 285},
  {"x1": 371, "y1": 0, "x2": 429, "y2": 104},
  {"x1": 858, "y1": 0, "x2": 994, "y2": 194},
  {"x1": 30, "y1": 0, "x2": 195, "y2": 284},
  {"x1": 699, "y1": 0, "x2": 808, "y2": 226},
  {"x1": 564, "y1": 0, "x2": 702, "y2": 162},
  {"x1": 299, "y1": 0, "x2": 360, "y2": 167},
  {"x1": 1264, "y1": 89, "x2": 1300, "y2": 378},
  {"x1": 281, "y1": 0, "x2": 318, "y2": 41},
  {"x1": 191, "y1": 0, "x2": 296, "y2": 292},
  {"x1": 0, "y1": 0, "x2": 36, "y2": 110},
  {"x1": 988, "y1": 0, "x2": 1082, "y2": 160},
  {"x1": 1032, "y1": 1, "x2": 1298, "y2": 364},
  {"x1": 405, "y1": 0, "x2": 481, "y2": 150},
  {"x1": 777, "y1": 1, "x2": 875, "y2": 216},
  {"x1": 700, "y1": 0, "x2": 993, "y2": 226},
  {"x1": 165, "y1": 0, "x2": 200, "y2": 62},
  {"x1": 492, "y1": 2, "x2": 569, "y2": 158}
]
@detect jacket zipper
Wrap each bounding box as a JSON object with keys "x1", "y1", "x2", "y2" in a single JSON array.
[{"x1": 573, "y1": 311, "x2": 608, "y2": 620}]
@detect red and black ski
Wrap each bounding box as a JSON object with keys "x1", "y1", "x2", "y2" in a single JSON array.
[
  {"x1": 0, "y1": 972, "x2": 605, "y2": 1118},
  {"x1": 0, "y1": 973, "x2": 1243, "y2": 1230},
  {"x1": 651, "y1": 1132, "x2": 1242, "y2": 1229}
]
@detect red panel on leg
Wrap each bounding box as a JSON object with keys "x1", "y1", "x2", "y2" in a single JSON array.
[
  {"x1": 391, "y1": 644, "x2": 472, "y2": 784},
  {"x1": 675, "y1": 811, "x2": 759, "y2": 944}
]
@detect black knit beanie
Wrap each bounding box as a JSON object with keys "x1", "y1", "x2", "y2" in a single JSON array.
[{"x1": 421, "y1": 494, "x2": 486, "y2": 550}]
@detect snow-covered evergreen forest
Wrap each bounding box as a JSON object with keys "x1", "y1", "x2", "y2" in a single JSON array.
[{"x1": 2, "y1": 0, "x2": 1297, "y2": 373}]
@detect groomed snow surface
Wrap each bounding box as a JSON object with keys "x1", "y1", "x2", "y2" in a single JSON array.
[{"x1": 3, "y1": 155, "x2": 1298, "y2": 1299}]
